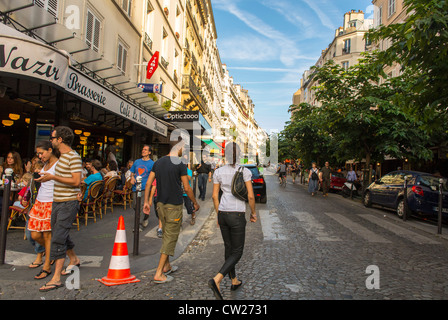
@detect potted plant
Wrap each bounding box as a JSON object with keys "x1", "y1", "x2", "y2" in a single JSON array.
[{"x1": 164, "y1": 7, "x2": 169, "y2": 16}]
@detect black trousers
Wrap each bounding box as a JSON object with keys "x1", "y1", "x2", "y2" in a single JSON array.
[{"x1": 218, "y1": 211, "x2": 246, "y2": 279}]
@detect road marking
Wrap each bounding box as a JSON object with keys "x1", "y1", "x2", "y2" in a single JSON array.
[
  {"x1": 292, "y1": 212, "x2": 341, "y2": 242},
  {"x1": 324, "y1": 213, "x2": 391, "y2": 243},
  {"x1": 259, "y1": 210, "x2": 288, "y2": 241},
  {"x1": 5, "y1": 251, "x2": 103, "y2": 267},
  {"x1": 359, "y1": 214, "x2": 440, "y2": 245}
]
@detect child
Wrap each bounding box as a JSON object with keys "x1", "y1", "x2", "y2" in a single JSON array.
[{"x1": 13, "y1": 173, "x2": 33, "y2": 209}]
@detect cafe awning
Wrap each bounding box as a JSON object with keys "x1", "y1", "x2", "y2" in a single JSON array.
[{"x1": 202, "y1": 139, "x2": 222, "y2": 153}]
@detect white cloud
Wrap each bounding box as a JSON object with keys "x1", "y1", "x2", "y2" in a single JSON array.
[{"x1": 218, "y1": 35, "x2": 278, "y2": 62}]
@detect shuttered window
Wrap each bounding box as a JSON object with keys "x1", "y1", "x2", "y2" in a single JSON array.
[
  {"x1": 117, "y1": 42, "x2": 128, "y2": 74},
  {"x1": 85, "y1": 10, "x2": 101, "y2": 53},
  {"x1": 34, "y1": 0, "x2": 58, "y2": 18}
]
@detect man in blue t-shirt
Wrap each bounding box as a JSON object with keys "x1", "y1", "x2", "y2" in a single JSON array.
[
  {"x1": 130, "y1": 145, "x2": 154, "y2": 228},
  {"x1": 82, "y1": 160, "x2": 103, "y2": 201}
]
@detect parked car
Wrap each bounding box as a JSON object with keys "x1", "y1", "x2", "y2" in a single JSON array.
[
  {"x1": 241, "y1": 164, "x2": 267, "y2": 203},
  {"x1": 363, "y1": 170, "x2": 448, "y2": 219},
  {"x1": 330, "y1": 171, "x2": 347, "y2": 191}
]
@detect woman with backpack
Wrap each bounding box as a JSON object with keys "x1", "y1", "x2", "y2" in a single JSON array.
[
  {"x1": 208, "y1": 142, "x2": 257, "y2": 300},
  {"x1": 308, "y1": 162, "x2": 321, "y2": 196}
]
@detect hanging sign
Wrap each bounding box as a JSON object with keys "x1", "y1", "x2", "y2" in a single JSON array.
[
  {"x1": 146, "y1": 51, "x2": 159, "y2": 80},
  {"x1": 137, "y1": 83, "x2": 163, "y2": 93}
]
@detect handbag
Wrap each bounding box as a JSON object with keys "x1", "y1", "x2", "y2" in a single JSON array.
[{"x1": 231, "y1": 166, "x2": 248, "y2": 201}]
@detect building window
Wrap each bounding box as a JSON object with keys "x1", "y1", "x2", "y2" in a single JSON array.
[
  {"x1": 375, "y1": 5, "x2": 383, "y2": 27},
  {"x1": 122, "y1": 0, "x2": 132, "y2": 16},
  {"x1": 342, "y1": 61, "x2": 349, "y2": 71},
  {"x1": 388, "y1": 0, "x2": 396, "y2": 17},
  {"x1": 117, "y1": 41, "x2": 128, "y2": 74},
  {"x1": 85, "y1": 9, "x2": 101, "y2": 53},
  {"x1": 343, "y1": 39, "x2": 351, "y2": 54},
  {"x1": 34, "y1": 0, "x2": 59, "y2": 18}
]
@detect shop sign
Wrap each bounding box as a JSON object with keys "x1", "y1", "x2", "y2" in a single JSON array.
[
  {"x1": 66, "y1": 68, "x2": 167, "y2": 137},
  {"x1": 137, "y1": 83, "x2": 163, "y2": 93},
  {"x1": 0, "y1": 36, "x2": 69, "y2": 88},
  {"x1": 163, "y1": 111, "x2": 200, "y2": 121},
  {"x1": 146, "y1": 51, "x2": 159, "y2": 80}
]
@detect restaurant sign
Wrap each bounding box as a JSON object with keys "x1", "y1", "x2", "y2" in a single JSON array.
[
  {"x1": 0, "y1": 35, "x2": 69, "y2": 88},
  {"x1": 66, "y1": 68, "x2": 167, "y2": 137}
]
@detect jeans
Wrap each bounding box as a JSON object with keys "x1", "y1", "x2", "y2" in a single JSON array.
[
  {"x1": 218, "y1": 211, "x2": 246, "y2": 279},
  {"x1": 198, "y1": 173, "x2": 208, "y2": 200}
]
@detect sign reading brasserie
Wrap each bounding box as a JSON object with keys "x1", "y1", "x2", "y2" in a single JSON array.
[
  {"x1": 66, "y1": 68, "x2": 167, "y2": 136},
  {"x1": 0, "y1": 34, "x2": 167, "y2": 137}
]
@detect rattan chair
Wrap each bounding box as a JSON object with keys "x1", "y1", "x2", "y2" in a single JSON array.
[
  {"x1": 102, "y1": 176, "x2": 120, "y2": 215},
  {"x1": 80, "y1": 180, "x2": 104, "y2": 225},
  {"x1": 113, "y1": 177, "x2": 133, "y2": 210}
]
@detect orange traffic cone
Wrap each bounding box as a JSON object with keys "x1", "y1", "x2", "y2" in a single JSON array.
[{"x1": 98, "y1": 215, "x2": 140, "y2": 286}]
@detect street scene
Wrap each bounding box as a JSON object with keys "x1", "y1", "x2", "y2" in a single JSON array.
[{"x1": 0, "y1": 0, "x2": 448, "y2": 304}]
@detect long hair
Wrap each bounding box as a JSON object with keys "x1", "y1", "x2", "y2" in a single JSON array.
[
  {"x1": 5, "y1": 151, "x2": 23, "y2": 177},
  {"x1": 225, "y1": 142, "x2": 241, "y2": 168}
]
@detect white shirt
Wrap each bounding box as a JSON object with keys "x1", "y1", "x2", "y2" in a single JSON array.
[
  {"x1": 36, "y1": 160, "x2": 58, "y2": 203},
  {"x1": 213, "y1": 164, "x2": 252, "y2": 212}
]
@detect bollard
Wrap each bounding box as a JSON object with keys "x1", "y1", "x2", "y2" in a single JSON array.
[
  {"x1": 0, "y1": 168, "x2": 13, "y2": 265},
  {"x1": 133, "y1": 175, "x2": 142, "y2": 256},
  {"x1": 437, "y1": 178, "x2": 443, "y2": 235},
  {"x1": 403, "y1": 176, "x2": 408, "y2": 222}
]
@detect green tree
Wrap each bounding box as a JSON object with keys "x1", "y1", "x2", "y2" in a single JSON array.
[
  {"x1": 367, "y1": 0, "x2": 448, "y2": 126},
  {"x1": 311, "y1": 53, "x2": 432, "y2": 171}
]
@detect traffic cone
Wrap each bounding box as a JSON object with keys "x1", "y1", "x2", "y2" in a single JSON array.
[{"x1": 98, "y1": 215, "x2": 140, "y2": 286}]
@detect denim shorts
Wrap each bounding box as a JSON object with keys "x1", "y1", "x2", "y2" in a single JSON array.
[{"x1": 50, "y1": 200, "x2": 79, "y2": 260}]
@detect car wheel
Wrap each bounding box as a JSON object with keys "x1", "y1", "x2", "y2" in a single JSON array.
[
  {"x1": 260, "y1": 195, "x2": 267, "y2": 203},
  {"x1": 363, "y1": 191, "x2": 372, "y2": 207}
]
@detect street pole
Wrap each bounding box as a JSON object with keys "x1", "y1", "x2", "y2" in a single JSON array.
[
  {"x1": 0, "y1": 168, "x2": 13, "y2": 265},
  {"x1": 403, "y1": 176, "x2": 408, "y2": 222},
  {"x1": 193, "y1": 170, "x2": 197, "y2": 197},
  {"x1": 437, "y1": 178, "x2": 443, "y2": 235},
  {"x1": 133, "y1": 175, "x2": 142, "y2": 256}
]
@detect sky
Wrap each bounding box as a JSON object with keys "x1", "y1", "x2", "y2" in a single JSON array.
[{"x1": 210, "y1": 0, "x2": 374, "y2": 134}]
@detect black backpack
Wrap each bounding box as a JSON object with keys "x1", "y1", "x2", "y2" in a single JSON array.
[
  {"x1": 231, "y1": 166, "x2": 248, "y2": 201},
  {"x1": 311, "y1": 170, "x2": 319, "y2": 181}
]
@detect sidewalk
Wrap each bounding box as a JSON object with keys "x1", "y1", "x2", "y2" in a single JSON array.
[{"x1": 0, "y1": 183, "x2": 215, "y2": 299}]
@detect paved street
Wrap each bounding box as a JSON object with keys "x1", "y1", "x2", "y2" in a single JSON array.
[{"x1": 1, "y1": 172, "x2": 448, "y2": 300}]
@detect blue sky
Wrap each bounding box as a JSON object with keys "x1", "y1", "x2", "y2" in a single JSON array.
[{"x1": 211, "y1": 0, "x2": 374, "y2": 134}]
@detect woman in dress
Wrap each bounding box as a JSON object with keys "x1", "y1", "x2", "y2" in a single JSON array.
[
  {"x1": 28, "y1": 140, "x2": 59, "y2": 280},
  {"x1": 209, "y1": 142, "x2": 257, "y2": 300},
  {"x1": 308, "y1": 162, "x2": 320, "y2": 196}
]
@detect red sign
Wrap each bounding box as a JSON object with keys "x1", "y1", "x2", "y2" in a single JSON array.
[{"x1": 146, "y1": 51, "x2": 159, "y2": 80}]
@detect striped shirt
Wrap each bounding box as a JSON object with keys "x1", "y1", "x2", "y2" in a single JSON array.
[{"x1": 53, "y1": 150, "x2": 82, "y2": 202}]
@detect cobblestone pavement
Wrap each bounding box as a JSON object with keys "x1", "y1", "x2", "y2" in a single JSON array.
[{"x1": 1, "y1": 174, "x2": 448, "y2": 301}]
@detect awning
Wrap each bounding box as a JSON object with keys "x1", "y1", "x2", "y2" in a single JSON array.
[{"x1": 202, "y1": 139, "x2": 222, "y2": 153}]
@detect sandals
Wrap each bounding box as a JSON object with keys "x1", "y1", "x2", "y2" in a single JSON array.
[
  {"x1": 154, "y1": 274, "x2": 173, "y2": 284},
  {"x1": 39, "y1": 282, "x2": 64, "y2": 292},
  {"x1": 163, "y1": 265, "x2": 178, "y2": 275},
  {"x1": 34, "y1": 269, "x2": 52, "y2": 280},
  {"x1": 61, "y1": 263, "x2": 80, "y2": 276},
  {"x1": 28, "y1": 262, "x2": 43, "y2": 269}
]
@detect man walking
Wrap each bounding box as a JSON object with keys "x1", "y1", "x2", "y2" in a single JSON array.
[
  {"x1": 36, "y1": 126, "x2": 82, "y2": 292},
  {"x1": 143, "y1": 138, "x2": 199, "y2": 283},
  {"x1": 196, "y1": 154, "x2": 211, "y2": 201},
  {"x1": 130, "y1": 145, "x2": 154, "y2": 228},
  {"x1": 321, "y1": 161, "x2": 332, "y2": 197}
]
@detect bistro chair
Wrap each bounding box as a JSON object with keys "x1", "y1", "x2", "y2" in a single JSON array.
[
  {"x1": 102, "y1": 176, "x2": 120, "y2": 215},
  {"x1": 80, "y1": 180, "x2": 104, "y2": 226},
  {"x1": 7, "y1": 203, "x2": 30, "y2": 239},
  {"x1": 113, "y1": 177, "x2": 133, "y2": 210},
  {"x1": 73, "y1": 183, "x2": 87, "y2": 231}
]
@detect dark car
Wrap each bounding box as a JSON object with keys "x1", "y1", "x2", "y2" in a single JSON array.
[
  {"x1": 363, "y1": 170, "x2": 448, "y2": 219},
  {"x1": 241, "y1": 164, "x2": 267, "y2": 203}
]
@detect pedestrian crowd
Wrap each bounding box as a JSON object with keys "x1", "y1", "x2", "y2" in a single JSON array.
[{"x1": 1, "y1": 126, "x2": 256, "y2": 299}]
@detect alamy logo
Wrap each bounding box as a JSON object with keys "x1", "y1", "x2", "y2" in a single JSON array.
[
  {"x1": 65, "y1": 266, "x2": 80, "y2": 290},
  {"x1": 365, "y1": 265, "x2": 380, "y2": 290}
]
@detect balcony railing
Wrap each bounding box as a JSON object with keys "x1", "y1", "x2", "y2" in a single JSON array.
[
  {"x1": 161, "y1": 56, "x2": 169, "y2": 69},
  {"x1": 144, "y1": 32, "x2": 153, "y2": 50}
]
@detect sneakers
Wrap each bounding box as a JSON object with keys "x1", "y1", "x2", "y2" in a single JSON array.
[{"x1": 157, "y1": 228, "x2": 163, "y2": 238}]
